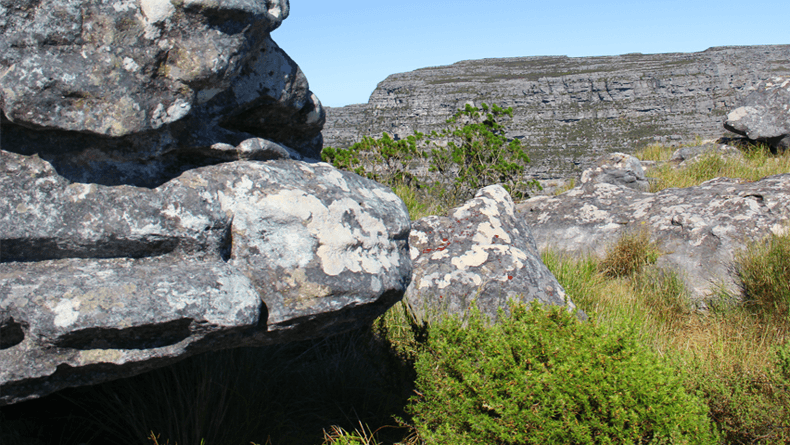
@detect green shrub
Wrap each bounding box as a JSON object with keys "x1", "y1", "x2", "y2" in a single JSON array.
[
  {"x1": 428, "y1": 103, "x2": 539, "y2": 203},
  {"x1": 322, "y1": 103, "x2": 540, "y2": 216},
  {"x1": 408, "y1": 303, "x2": 716, "y2": 444},
  {"x1": 690, "y1": 346, "x2": 790, "y2": 444}
]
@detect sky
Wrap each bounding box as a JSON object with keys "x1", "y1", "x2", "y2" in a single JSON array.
[{"x1": 272, "y1": 0, "x2": 790, "y2": 108}]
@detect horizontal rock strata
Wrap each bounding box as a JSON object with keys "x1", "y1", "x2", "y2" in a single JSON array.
[{"x1": 324, "y1": 45, "x2": 790, "y2": 179}]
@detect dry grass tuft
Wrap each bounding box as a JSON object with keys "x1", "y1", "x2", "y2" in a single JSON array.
[{"x1": 598, "y1": 229, "x2": 660, "y2": 278}]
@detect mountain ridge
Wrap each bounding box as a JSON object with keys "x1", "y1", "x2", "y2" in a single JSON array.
[{"x1": 323, "y1": 44, "x2": 790, "y2": 179}]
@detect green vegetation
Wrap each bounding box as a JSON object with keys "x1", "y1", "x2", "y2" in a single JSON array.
[
  {"x1": 736, "y1": 227, "x2": 790, "y2": 319},
  {"x1": 409, "y1": 303, "x2": 715, "y2": 444},
  {"x1": 322, "y1": 103, "x2": 539, "y2": 219},
  {"x1": 635, "y1": 141, "x2": 790, "y2": 192},
  {"x1": 544, "y1": 228, "x2": 790, "y2": 445}
]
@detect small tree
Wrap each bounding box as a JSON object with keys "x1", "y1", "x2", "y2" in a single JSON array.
[
  {"x1": 321, "y1": 102, "x2": 540, "y2": 211},
  {"x1": 429, "y1": 103, "x2": 537, "y2": 203}
]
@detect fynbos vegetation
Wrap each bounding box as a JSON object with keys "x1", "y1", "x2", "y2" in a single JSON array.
[{"x1": 322, "y1": 103, "x2": 539, "y2": 218}]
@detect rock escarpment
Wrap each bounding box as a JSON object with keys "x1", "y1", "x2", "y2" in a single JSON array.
[
  {"x1": 406, "y1": 185, "x2": 578, "y2": 322},
  {"x1": 0, "y1": 0, "x2": 410, "y2": 406},
  {"x1": 324, "y1": 45, "x2": 790, "y2": 179}
]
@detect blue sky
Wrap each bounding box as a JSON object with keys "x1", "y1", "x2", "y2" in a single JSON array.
[{"x1": 272, "y1": 0, "x2": 790, "y2": 108}]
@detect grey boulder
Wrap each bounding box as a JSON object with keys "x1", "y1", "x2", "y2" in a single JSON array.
[
  {"x1": 0, "y1": 151, "x2": 412, "y2": 406},
  {"x1": 724, "y1": 76, "x2": 790, "y2": 152},
  {"x1": 405, "y1": 185, "x2": 577, "y2": 322},
  {"x1": 0, "y1": 0, "x2": 325, "y2": 184},
  {"x1": 580, "y1": 152, "x2": 650, "y2": 192},
  {"x1": 518, "y1": 173, "x2": 790, "y2": 300}
]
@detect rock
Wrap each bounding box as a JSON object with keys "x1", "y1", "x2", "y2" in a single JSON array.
[
  {"x1": 324, "y1": 45, "x2": 790, "y2": 180},
  {"x1": 724, "y1": 76, "x2": 790, "y2": 152},
  {"x1": 668, "y1": 142, "x2": 743, "y2": 165},
  {"x1": 0, "y1": 150, "x2": 412, "y2": 406},
  {"x1": 405, "y1": 185, "x2": 578, "y2": 322},
  {"x1": 517, "y1": 174, "x2": 790, "y2": 300},
  {"x1": 580, "y1": 152, "x2": 649, "y2": 191},
  {"x1": 0, "y1": 0, "x2": 325, "y2": 183}
]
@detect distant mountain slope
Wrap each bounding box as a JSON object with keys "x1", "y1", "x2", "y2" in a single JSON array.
[{"x1": 323, "y1": 45, "x2": 790, "y2": 179}]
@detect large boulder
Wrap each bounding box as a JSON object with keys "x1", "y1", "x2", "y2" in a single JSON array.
[
  {"x1": 0, "y1": 0, "x2": 325, "y2": 187},
  {"x1": 405, "y1": 185, "x2": 578, "y2": 322},
  {"x1": 517, "y1": 173, "x2": 790, "y2": 300},
  {"x1": 0, "y1": 0, "x2": 415, "y2": 407},
  {"x1": 724, "y1": 76, "x2": 790, "y2": 152},
  {"x1": 580, "y1": 152, "x2": 650, "y2": 192},
  {"x1": 0, "y1": 150, "x2": 411, "y2": 406}
]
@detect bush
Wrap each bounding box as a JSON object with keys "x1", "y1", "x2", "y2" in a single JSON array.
[
  {"x1": 321, "y1": 103, "x2": 539, "y2": 217},
  {"x1": 408, "y1": 303, "x2": 716, "y2": 444},
  {"x1": 691, "y1": 343, "x2": 790, "y2": 444}
]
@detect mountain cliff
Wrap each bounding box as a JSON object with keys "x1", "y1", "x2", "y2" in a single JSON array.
[{"x1": 323, "y1": 45, "x2": 790, "y2": 179}]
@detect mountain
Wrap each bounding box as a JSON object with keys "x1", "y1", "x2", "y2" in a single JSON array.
[{"x1": 323, "y1": 45, "x2": 790, "y2": 179}]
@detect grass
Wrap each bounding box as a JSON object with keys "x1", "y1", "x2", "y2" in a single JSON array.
[
  {"x1": 635, "y1": 141, "x2": 790, "y2": 192},
  {"x1": 597, "y1": 228, "x2": 661, "y2": 278},
  {"x1": 391, "y1": 183, "x2": 449, "y2": 220},
  {"x1": 736, "y1": 230, "x2": 790, "y2": 319}
]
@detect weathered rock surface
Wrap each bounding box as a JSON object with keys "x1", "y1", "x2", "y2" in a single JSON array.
[
  {"x1": 324, "y1": 45, "x2": 790, "y2": 179},
  {"x1": 580, "y1": 152, "x2": 649, "y2": 192},
  {"x1": 724, "y1": 76, "x2": 790, "y2": 152},
  {"x1": 406, "y1": 185, "x2": 576, "y2": 322},
  {"x1": 517, "y1": 172, "x2": 790, "y2": 300},
  {"x1": 668, "y1": 142, "x2": 743, "y2": 165},
  {"x1": 0, "y1": 150, "x2": 411, "y2": 406},
  {"x1": 0, "y1": 0, "x2": 325, "y2": 185}
]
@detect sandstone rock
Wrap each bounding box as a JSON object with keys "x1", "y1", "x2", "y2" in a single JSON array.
[
  {"x1": 0, "y1": 151, "x2": 411, "y2": 406},
  {"x1": 668, "y1": 142, "x2": 743, "y2": 165},
  {"x1": 405, "y1": 185, "x2": 577, "y2": 322},
  {"x1": 0, "y1": 0, "x2": 325, "y2": 177},
  {"x1": 580, "y1": 152, "x2": 649, "y2": 191},
  {"x1": 324, "y1": 45, "x2": 790, "y2": 180},
  {"x1": 517, "y1": 174, "x2": 790, "y2": 300},
  {"x1": 724, "y1": 76, "x2": 790, "y2": 152}
]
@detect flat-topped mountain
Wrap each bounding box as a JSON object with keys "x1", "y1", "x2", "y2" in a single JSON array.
[{"x1": 323, "y1": 45, "x2": 790, "y2": 179}]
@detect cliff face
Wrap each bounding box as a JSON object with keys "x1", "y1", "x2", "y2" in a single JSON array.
[{"x1": 323, "y1": 45, "x2": 790, "y2": 179}]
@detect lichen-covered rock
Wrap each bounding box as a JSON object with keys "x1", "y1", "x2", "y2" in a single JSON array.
[
  {"x1": 668, "y1": 142, "x2": 743, "y2": 165},
  {"x1": 580, "y1": 152, "x2": 649, "y2": 191},
  {"x1": 724, "y1": 76, "x2": 790, "y2": 152},
  {"x1": 0, "y1": 0, "x2": 325, "y2": 176},
  {"x1": 517, "y1": 174, "x2": 790, "y2": 300},
  {"x1": 405, "y1": 185, "x2": 576, "y2": 322},
  {"x1": 0, "y1": 150, "x2": 411, "y2": 406}
]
